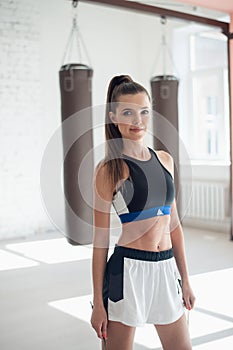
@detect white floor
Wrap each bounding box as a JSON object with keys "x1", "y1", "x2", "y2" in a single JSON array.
[{"x1": 0, "y1": 227, "x2": 232, "y2": 350}]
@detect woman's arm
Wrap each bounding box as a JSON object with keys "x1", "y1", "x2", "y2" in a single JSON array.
[
  {"x1": 170, "y1": 199, "x2": 189, "y2": 283},
  {"x1": 91, "y1": 164, "x2": 113, "y2": 339},
  {"x1": 92, "y1": 212, "x2": 110, "y2": 306},
  {"x1": 158, "y1": 150, "x2": 195, "y2": 310},
  {"x1": 170, "y1": 199, "x2": 195, "y2": 310}
]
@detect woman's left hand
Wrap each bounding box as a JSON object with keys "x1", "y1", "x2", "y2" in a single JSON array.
[{"x1": 181, "y1": 280, "x2": 196, "y2": 310}]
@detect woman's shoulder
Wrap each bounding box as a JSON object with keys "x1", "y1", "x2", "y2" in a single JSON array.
[
  {"x1": 94, "y1": 161, "x2": 112, "y2": 201},
  {"x1": 152, "y1": 149, "x2": 174, "y2": 177},
  {"x1": 94, "y1": 160, "x2": 110, "y2": 186},
  {"x1": 94, "y1": 158, "x2": 129, "y2": 199},
  {"x1": 95, "y1": 158, "x2": 129, "y2": 181},
  {"x1": 153, "y1": 149, "x2": 173, "y2": 162}
]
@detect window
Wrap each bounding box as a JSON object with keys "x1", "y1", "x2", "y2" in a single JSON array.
[
  {"x1": 189, "y1": 32, "x2": 229, "y2": 162},
  {"x1": 173, "y1": 25, "x2": 230, "y2": 164}
]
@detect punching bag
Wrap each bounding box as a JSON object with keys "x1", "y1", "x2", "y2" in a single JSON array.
[
  {"x1": 150, "y1": 75, "x2": 180, "y2": 213},
  {"x1": 59, "y1": 63, "x2": 94, "y2": 245}
]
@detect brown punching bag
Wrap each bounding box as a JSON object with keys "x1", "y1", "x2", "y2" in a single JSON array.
[
  {"x1": 59, "y1": 63, "x2": 94, "y2": 245},
  {"x1": 150, "y1": 75, "x2": 181, "y2": 214}
]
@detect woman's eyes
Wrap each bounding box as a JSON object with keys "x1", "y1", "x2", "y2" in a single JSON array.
[
  {"x1": 123, "y1": 110, "x2": 132, "y2": 116},
  {"x1": 141, "y1": 109, "x2": 149, "y2": 115},
  {"x1": 122, "y1": 110, "x2": 149, "y2": 116}
]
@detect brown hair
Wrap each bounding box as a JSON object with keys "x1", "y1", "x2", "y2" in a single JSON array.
[{"x1": 100, "y1": 75, "x2": 150, "y2": 193}]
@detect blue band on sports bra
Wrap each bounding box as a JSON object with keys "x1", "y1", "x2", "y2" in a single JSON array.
[{"x1": 119, "y1": 205, "x2": 171, "y2": 224}]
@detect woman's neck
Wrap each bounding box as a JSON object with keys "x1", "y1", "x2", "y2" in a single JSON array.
[{"x1": 122, "y1": 139, "x2": 149, "y2": 158}]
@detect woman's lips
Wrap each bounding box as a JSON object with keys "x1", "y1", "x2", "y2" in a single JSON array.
[{"x1": 130, "y1": 128, "x2": 144, "y2": 132}]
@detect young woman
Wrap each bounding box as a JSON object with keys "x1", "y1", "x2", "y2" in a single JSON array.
[{"x1": 90, "y1": 75, "x2": 195, "y2": 350}]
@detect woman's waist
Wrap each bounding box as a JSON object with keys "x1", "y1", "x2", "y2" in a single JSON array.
[
  {"x1": 118, "y1": 220, "x2": 172, "y2": 252},
  {"x1": 118, "y1": 236, "x2": 172, "y2": 252}
]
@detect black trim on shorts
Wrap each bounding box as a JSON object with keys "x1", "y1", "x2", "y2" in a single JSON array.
[
  {"x1": 102, "y1": 245, "x2": 174, "y2": 313},
  {"x1": 114, "y1": 245, "x2": 174, "y2": 261}
]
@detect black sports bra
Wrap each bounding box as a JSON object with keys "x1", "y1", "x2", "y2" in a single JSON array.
[{"x1": 112, "y1": 147, "x2": 175, "y2": 223}]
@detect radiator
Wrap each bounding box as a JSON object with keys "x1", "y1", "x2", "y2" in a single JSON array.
[{"x1": 181, "y1": 180, "x2": 229, "y2": 222}]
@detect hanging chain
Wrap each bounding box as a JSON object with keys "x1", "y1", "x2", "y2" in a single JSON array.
[
  {"x1": 161, "y1": 16, "x2": 167, "y2": 77},
  {"x1": 150, "y1": 15, "x2": 180, "y2": 79},
  {"x1": 160, "y1": 15, "x2": 166, "y2": 25},
  {"x1": 72, "y1": 12, "x2": 83, "y2": 63},
  {"x1": 61, "y1": 0, "x2": 92, "y2": 67},
  {"x1": 72, "y1": 0, "x2": 79, "y2": 8}
]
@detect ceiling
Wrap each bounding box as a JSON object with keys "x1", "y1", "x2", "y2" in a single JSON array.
[
  {"x1": 126, "y1": 0, "x2": 230, "y2": 21},
  {"x1": 177, "y1": 0, "x2": 233, "y2": 14}
]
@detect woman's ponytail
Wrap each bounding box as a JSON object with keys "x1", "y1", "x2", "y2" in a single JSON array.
[
  {"x1": 102, "y1": 74, "x2": 150, "y2": 193},
  {"x1": 106, "y1": 75, "x2": 133, "y2": 105}
]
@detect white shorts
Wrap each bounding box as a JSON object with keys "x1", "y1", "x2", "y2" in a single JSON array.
[{"x1": 103, "y1": 245, "x2": 185, "y2": 327}]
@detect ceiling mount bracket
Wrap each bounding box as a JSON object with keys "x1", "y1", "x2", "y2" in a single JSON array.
[
  {"x1": 72, "y1": 0, "x2": 79, "y2": 8},
  {"x1": 222, "y1": 31, "x2": 233, "y2": 40},
  {"x1": 160, "y1": 15, "x2": 166, "y2": 25}
]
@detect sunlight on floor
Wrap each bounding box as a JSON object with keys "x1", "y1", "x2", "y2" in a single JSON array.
[
  {"x1": 188, "y1": 308, "x2": 232, "y2": 338},
  {"x1": 5, "y1": 238, "x2": 93, "y2": 264},
  {"x1": 193, "y1": 335, "x2": 233, "y2": 349},
  {"x1": 3, "y1": 237, "x2": 117, "y2": 267},
  {"x1": 0, "y1": 249, "x2": 39, "y2": 271},
  {"x1": 190, "y1": 268, "x2": 233, "y2": 319}
]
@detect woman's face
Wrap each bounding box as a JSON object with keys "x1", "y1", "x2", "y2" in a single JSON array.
[{"x1": 109, "y1": 92, "x2": 151, "y2": 141}]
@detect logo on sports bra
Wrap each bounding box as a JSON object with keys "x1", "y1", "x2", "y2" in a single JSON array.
[{"x1": 156, "y1": 208, "x2": 164, "y2": 216}]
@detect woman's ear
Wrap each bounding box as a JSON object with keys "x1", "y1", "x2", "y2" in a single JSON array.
[{"x1": 109, "y1": 111, "x2": 117, "y2": 125}]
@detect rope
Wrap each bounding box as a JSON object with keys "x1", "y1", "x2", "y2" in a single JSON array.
[
  {"x1": 61, "y1": 1, "x2": 92, "y2": 67},
  {"x1": 74, "y1": 16, "x2": 83, "y2": 63},
  {"x1": 61, "y1": 21, "x2": 75, "y2": 65},
  {"x1": 150, "y1": 16, "x2": 180, "y2": 79},
  {"x1": 77, "y1": 27, "x2": 93, "y2": 67}
]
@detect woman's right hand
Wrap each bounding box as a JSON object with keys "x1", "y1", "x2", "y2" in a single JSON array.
[{"x1": 90, "y1": 303, "x2": 108, "y2": 340}]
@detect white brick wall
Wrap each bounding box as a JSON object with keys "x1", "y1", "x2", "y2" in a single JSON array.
[{"x1": 0, "y1": 0, "x2": 52, "y2": 239}]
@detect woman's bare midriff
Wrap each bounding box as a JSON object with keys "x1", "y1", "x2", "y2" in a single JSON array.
[
  {"x1": 115, "y1": 156, "x2": 174, "y2": 252},
  {"x1": 117, "y1": 214, "x2": 172, "y2": 252}
]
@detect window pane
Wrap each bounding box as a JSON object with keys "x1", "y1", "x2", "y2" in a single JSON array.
[
  {"x1": 191, "y1": 32, "x2": 227, "y2": 71},
  {"x1": 192, "y1": 71, "x2": 224, "y2": 160},
  {"x1": 173, "y1": 24, "x2": 230, "y2": 163}
]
